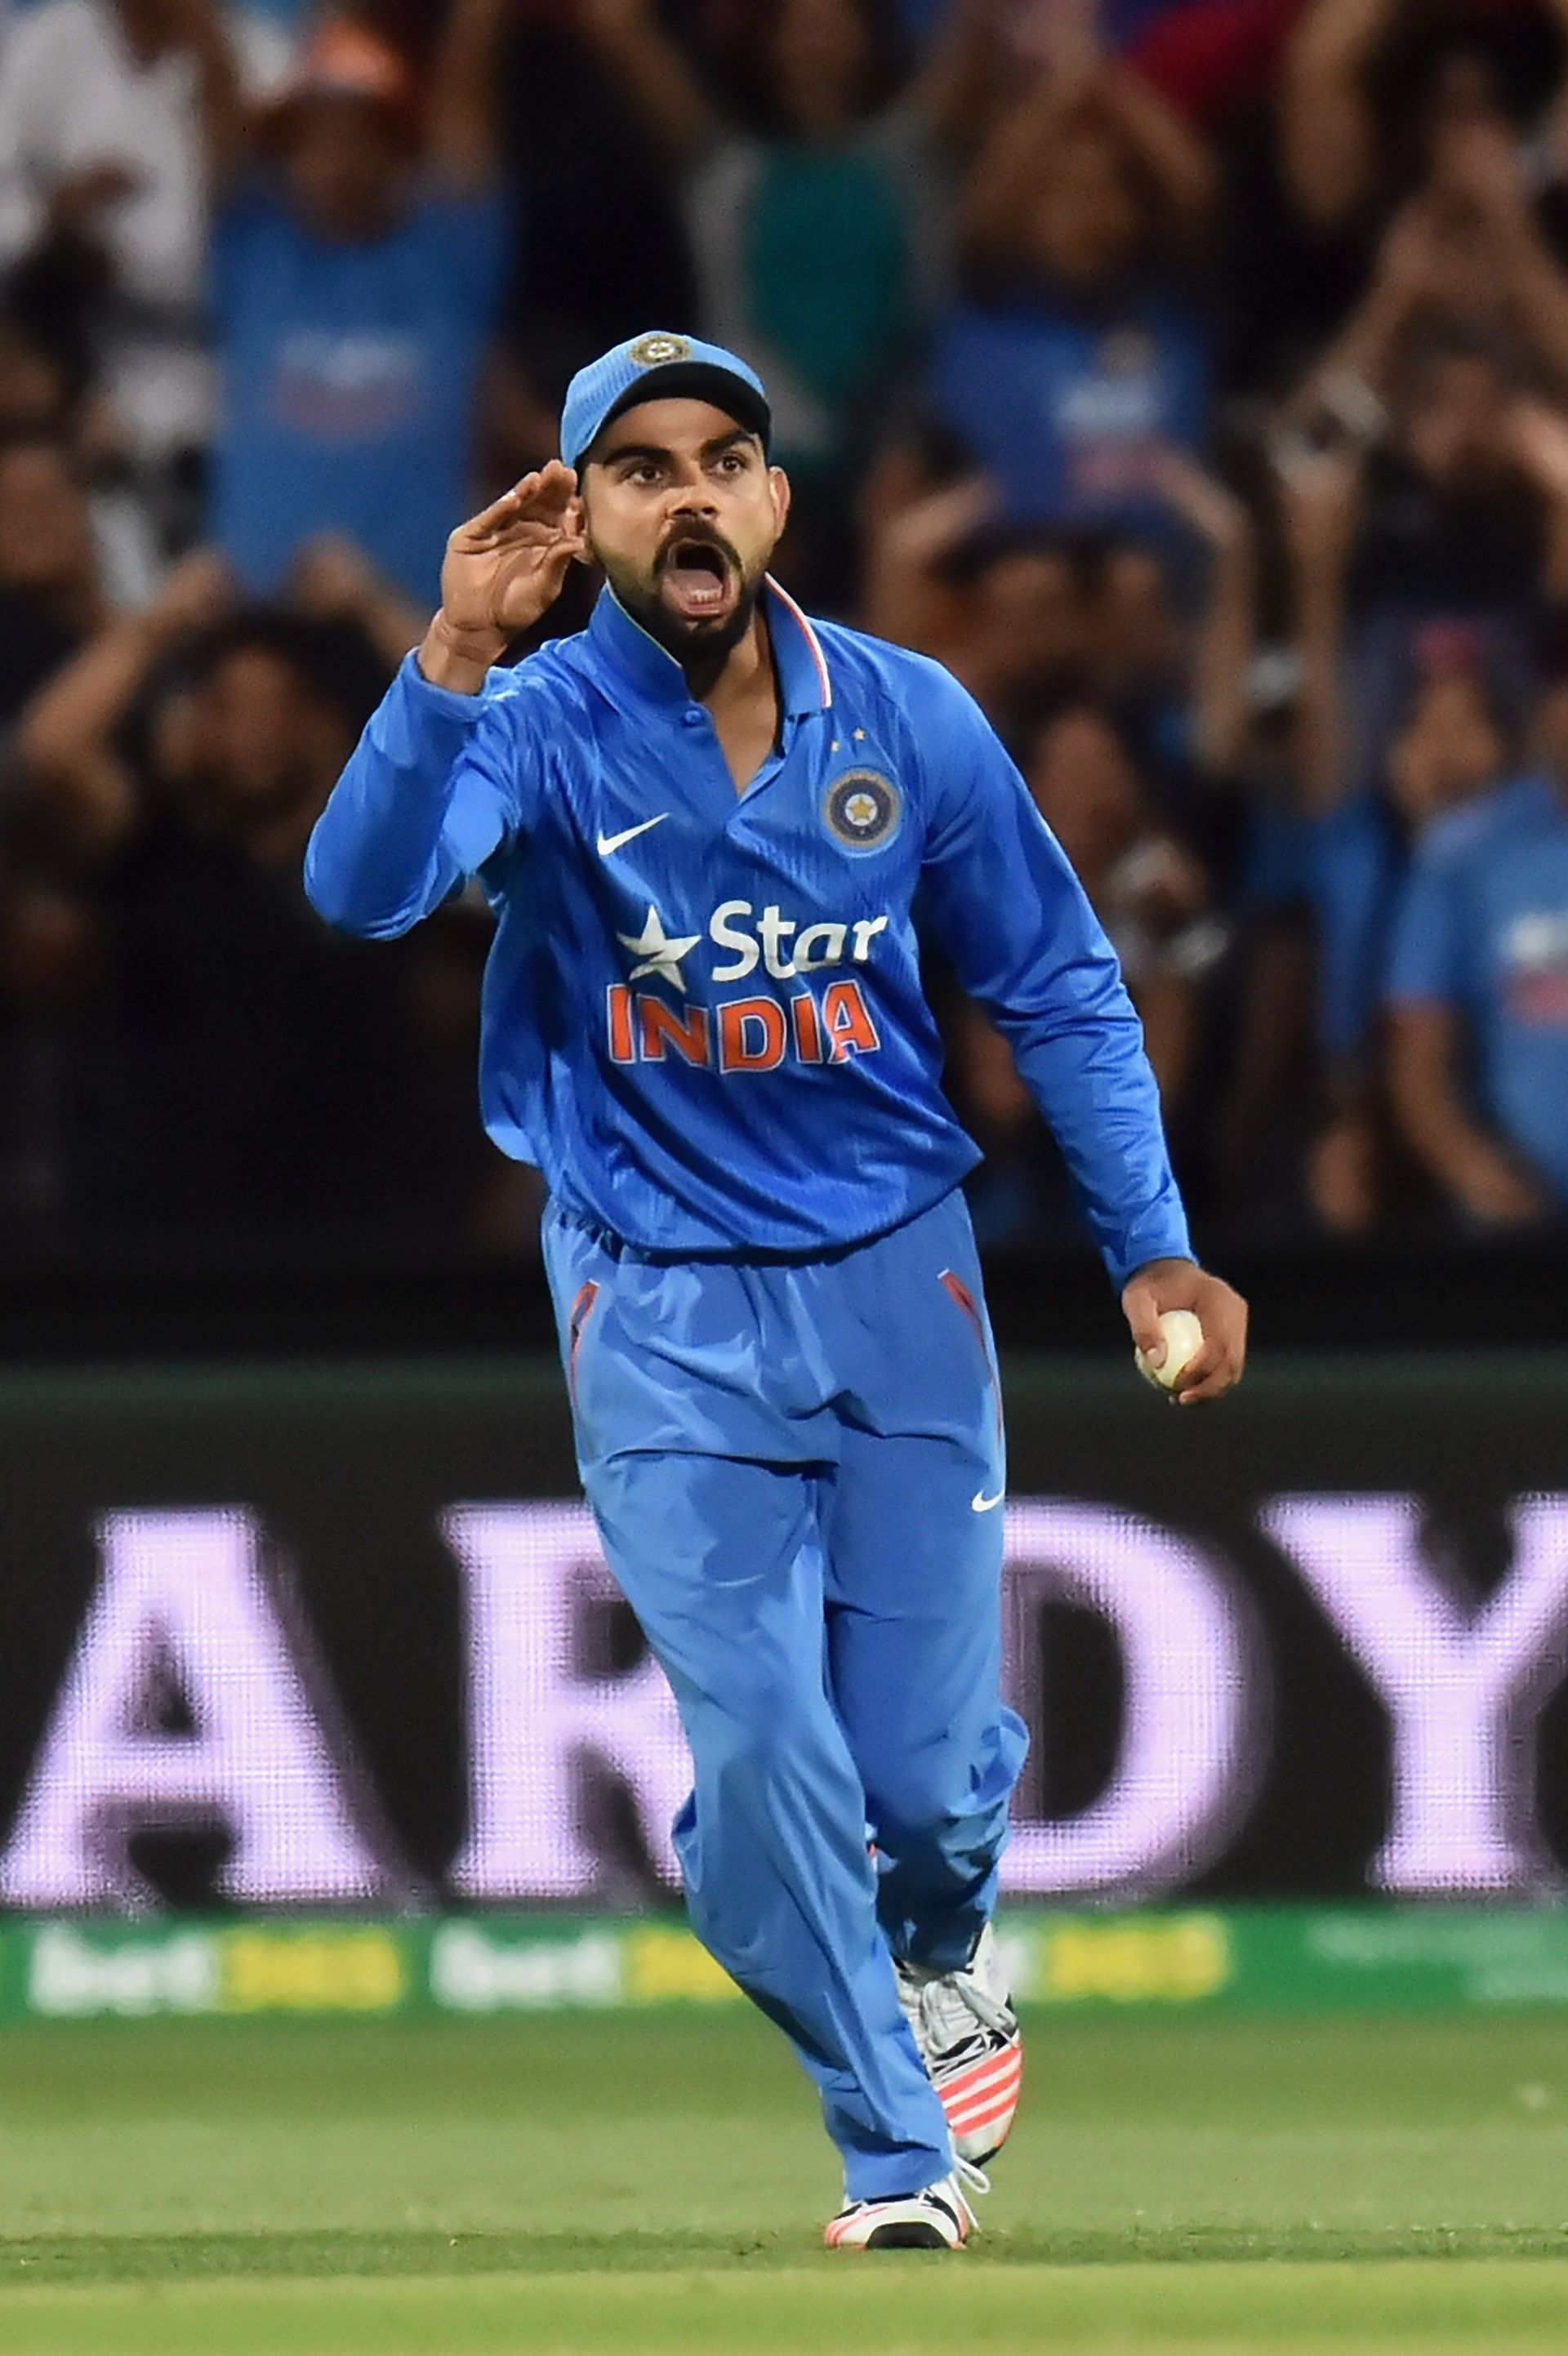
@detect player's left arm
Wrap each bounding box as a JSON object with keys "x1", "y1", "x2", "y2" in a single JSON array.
[{"x1": 915, "y1": 669, "x2": 1247, "y2": 1401}]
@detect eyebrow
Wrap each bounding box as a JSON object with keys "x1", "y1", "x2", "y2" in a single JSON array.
[{"x1": 599, "y1": 429, "x2": 760, "y2": 469}]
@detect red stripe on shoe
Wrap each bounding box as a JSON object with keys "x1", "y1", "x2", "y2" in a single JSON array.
[
  {"x1": 945, "y1": 2078, "x2": 1022, "y2": 2128},
  {"x1": 947, "y1": 2086, "x2": 1020, "y2": 2135},
  {"x1": 945, "y1": 2067, "x2": 1022, "y2": 2128},
  {"x1": 940, "y1": 2042, "x2": 1021, "y2": 2085},
  {"x1": 932, "y1": 2073, "x2": 1022, "y2": 2130},
  {"x1": 939, "y1": 2051, "x2": 1022, "y2": 2104}
]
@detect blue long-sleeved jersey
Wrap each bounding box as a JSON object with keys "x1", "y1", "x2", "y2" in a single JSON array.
[{"x1": 305, "y1": 581, "x2": 1191, "y2": 1280}]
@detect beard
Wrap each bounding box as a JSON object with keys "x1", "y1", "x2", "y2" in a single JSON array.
[{"x1": 602, "y1": 523, "x2": 765, "y2": 685}]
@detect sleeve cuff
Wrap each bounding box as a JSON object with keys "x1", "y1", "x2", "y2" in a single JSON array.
[
  {"x1": 394, "y1": 648, "x2": 496, "y2": 718},
  {"x1": 1107, "y1": 1226, "x2": 1195, "y2": 1292}
]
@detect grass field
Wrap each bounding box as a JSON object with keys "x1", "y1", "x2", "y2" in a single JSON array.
[{"x1": 2, "y1": 2007, "x2": 1567, "y2": 2352}]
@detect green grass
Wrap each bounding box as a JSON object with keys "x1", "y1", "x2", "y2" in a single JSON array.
[{"x1": 2, "y1": 2008, "x2": 1567, "y2": 2349}]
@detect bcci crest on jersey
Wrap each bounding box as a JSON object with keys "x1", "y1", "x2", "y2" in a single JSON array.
[{"x1": 824, "y1": 770, "x2": 902, "y2": 854}]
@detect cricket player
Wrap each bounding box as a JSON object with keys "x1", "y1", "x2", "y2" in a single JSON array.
[{"x1": 305, "y1": 331, "x2": 1248, "y2": 2251}]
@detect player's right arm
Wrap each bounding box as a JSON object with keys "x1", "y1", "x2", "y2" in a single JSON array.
[{"x1": 305, "y1": 465, "x2": 586, "y2": 938}]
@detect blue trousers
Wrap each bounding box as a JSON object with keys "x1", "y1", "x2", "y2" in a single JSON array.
[{"x1": 542, "y1": 1187, "x2": 1029, "y2": 2201}]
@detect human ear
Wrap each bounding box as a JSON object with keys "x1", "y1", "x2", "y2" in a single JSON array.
[{"x1": 768, "y1": 465, "x2": 791, "y2": 538}]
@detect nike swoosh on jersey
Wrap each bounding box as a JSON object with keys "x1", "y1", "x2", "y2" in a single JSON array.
[
  {"x1": 971, "y1": 1488, "x2": 1005, "y2": 1513},
  {"x1": 597, "y1": 813, "x2": 670, "y2": 857}
]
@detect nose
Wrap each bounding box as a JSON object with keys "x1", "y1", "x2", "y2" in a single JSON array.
[{"x1": 666, "y1": 474, "x2": 718, "y2": 521}]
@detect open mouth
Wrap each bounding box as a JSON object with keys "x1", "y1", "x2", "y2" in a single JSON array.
[{"x1": 659, "y1": 537, "x2": 738, "y2": 624}]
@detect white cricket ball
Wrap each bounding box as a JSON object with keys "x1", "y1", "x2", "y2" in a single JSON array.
[{"x1": 1135, "y1": 1307, "x2": 1205, "y2": 1393}]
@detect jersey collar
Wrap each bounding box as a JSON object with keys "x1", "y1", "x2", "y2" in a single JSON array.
[{"x1": 587, "y1": 577, "x2": 833, "y2": 719}]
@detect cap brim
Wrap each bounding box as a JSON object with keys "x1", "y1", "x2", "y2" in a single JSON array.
[{"x1": 577, "y1": 363, "x2": 772, "y2": 467}]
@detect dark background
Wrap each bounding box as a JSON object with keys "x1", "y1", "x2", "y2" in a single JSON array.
[
  {"x1": 4, "y1": 1228, "x2": 1568, "y2": 1362},
  {"x1": 1, "y1": 1349, "x2": 1564, "y2": 1912}
]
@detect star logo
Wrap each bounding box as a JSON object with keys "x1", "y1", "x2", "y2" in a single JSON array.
[{"x1": 617, "y1": 904, "x2": 701, "y2": 994}]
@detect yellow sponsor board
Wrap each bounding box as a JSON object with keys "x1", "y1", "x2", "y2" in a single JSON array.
[
  {"x1": 1039, "y1": 1913, "x2": 1232, "y2": 2004},
  {"x1": 623, "y1": 1926, "x2": 745, "y2": 2003},
  {"x1": 219, "y1": 1927, "x2": 407, "y2": 2014}
]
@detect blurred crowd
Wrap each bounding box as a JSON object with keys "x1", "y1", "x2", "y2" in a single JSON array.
[{"x1": 2, "y1": 0, "x2": 1568, "y2": 1256}]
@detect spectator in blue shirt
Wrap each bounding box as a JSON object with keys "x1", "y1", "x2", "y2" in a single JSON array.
[
  {"x1": 1386, "y1": 767, "x2": 1568, "y2": 1227},
  {"x1": 1277, "y1": 345, "x2": 1568, "y2": 1229},
  {"x1": 920, "y1": 21, "x2": 1215, "y2": 532},
  {"x1": 204, "y1": 4, "x2": 510, "y2": 608}
]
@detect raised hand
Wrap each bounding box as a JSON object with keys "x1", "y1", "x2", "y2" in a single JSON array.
[
  {"x1": 1505, "y1": 397, "x2": 1568, "y2": 498},
  {"x1": 143, "y1": 546, "x2": 238, "y2": 648},
  {"x1": 1148, "y1": 444, "x2": 1249, "y2": 553},
  {"x1": 421, "y1": 464, "x2": 588, "y2": 693},
  {"x1": 1276, "y1": 443, "x2": 1361, "y2": 582},
  {"x1": 290, "y1": 532, "x2": 385, "y2": 621},
  {"x1": 1449, "y1": 1143, "x2": 1549, "y2": 1229}
]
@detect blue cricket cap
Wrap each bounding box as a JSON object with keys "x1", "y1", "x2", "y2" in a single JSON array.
[{"x1": 560, "y1": 332, "x2": 772, "y2": 472}]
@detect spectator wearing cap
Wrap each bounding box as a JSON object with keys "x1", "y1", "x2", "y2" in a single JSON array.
[{"x1": 204, "y1": 1, "x2": 510, "y2": 608}]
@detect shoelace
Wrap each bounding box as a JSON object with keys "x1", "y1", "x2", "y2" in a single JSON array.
[
  {"x1": 950, "y1": 2155, "x2": 991, "y2": 2234},
  {"x1": 914, "y1": 1962, "x2": 1013, "y2": 2051}
]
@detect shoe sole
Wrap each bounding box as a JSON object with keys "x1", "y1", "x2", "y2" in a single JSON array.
[
  {"x1": 862, "y1": 2220, "x2": 956, "y2": 2249},
  {"x1": 826, "y1": 2189, "x2": 970, "y2": 2251}
]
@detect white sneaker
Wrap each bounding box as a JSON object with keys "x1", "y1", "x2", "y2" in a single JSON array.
[
  {"x1": 824, "y1": 2165, "x2": 983, "y2": 2250},
  {"x1": 895, "y1": 1922, "x2": 1022, "y2": 2164}
]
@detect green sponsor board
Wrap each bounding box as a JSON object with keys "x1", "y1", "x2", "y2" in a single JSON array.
[
  {"x1": 5, "y1": 1907, "x2": 1568, "y2": 2023},
  {"x1": 0, "y1": 1917, "x2": 737, "y2": 2021},
  {"x1": 1009, "y1": 1908, "x2": 1568, "y2": 2011}
]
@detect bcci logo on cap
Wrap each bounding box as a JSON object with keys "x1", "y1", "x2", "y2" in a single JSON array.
[
  {"x1": 629, "y1": 334, "x2": 691, "y2": 369},
  {"x1": 823, "y1": 770, "x2": 902, "y2": 855}
]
